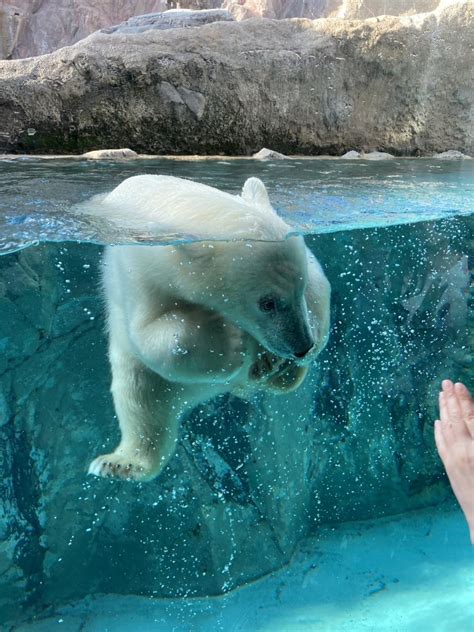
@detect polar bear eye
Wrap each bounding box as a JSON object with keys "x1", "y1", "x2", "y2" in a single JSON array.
[{"x1": 259, "y1": 297, "x2": 277, "y2": 313}]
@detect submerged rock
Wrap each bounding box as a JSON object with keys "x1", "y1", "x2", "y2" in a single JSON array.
[
  {"x1": 252, "y1": 148, "x2": 288, "y2": 160},
  {"x1": 0, "y1": 1, "x2": 472, "y2": 155},
  {"x1": 82, "y1": 148, "x2": 138, "y2": 159}
]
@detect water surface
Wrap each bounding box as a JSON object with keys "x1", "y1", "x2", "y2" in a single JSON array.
[{"x1": 1, "y1": 158, "x2": 472, "y2": 253}]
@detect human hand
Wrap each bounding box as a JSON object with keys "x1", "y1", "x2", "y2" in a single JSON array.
[{"x1": 434, "y1": 380, "x2": 474, "y2": 544}]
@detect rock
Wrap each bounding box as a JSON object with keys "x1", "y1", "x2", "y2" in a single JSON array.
[
  {"x1": 1, "y1": 214, "x2": 471, "y2": 621},
  {"x1": 223, "y1": 0, "x2": 441, "y2": 20},
  {"x1": 1, "y1": 1, "x2": 467, "y2": 60},
  {"x1": 340, "y1": 150, "x2": 361, "y2": 159},
  {"x1": 252, "y1": 147, "x2": 287, "y2": 160},
  {"x1": 81, "y1": 148, "x2": 138, "y2": 159},
  {"x1": 333, "y1": 0, "x2": 439, "y2": 19},
  {"x1": 173, "y1": 1, "x2": 224, "y2": 7},
  {"x1": 433, "y1": 149, "x2": 472, "y2": 159},
  {"x1": 0, "y1": 1, "x2": 168, "y2": 60},
  {"x1": 362, "y1": 151, "x2": 396, "y2": 160},
  {"x1": 0, "y1": 2, "x2": 472, "y2": 156},
  {"x1": 103, "y1": 9, "x2": 234, "y2": 34}
]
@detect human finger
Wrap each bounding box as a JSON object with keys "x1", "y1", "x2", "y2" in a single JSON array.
[
  {"x1": 439, "y1": 387, "x2": 449, "y2": 424},
  {"x1": 440, "y1": 380, "x2": 468, "y2": 441},
  {"x1": 454, "y1": 382, "x2": 474, "y2": 440}
]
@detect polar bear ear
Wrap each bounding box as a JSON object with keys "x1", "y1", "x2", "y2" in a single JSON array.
[{"x1": 241, "y1": 177, "x2": 273, "y2": 212}]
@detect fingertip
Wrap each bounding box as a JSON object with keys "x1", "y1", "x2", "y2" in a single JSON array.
[
  {"x1": 441, "y1": 379, "x2": 453, "y2": 392},
  {"x1": 454, "y1": 382, "x2": 468, "y2": 395}
]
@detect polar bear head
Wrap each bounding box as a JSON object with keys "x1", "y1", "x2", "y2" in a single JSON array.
[
  {"x1": 218, "y1": 236, "x2": 315, "y2": 359},
  {"x1": 174, "y1": 178, "x2": 327, "y2": 360}
]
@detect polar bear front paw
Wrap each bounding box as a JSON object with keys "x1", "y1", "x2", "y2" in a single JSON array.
[
  {"x1": 249, "y1": 353, "x2": 308, "y2": 393},
  {"x1": 88, "y1": 452, "x2": 154, "y2": 482},
  {"x1": 249, "y1": 351, "x2": 284, "y2": 380}
]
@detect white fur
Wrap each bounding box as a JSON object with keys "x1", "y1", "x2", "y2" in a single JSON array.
[
  {"x1": 88, "y1": 176, "x2": 331, "y2": 482},
  {"x1": 84, "y1": 174, "x2": 290, "y2": 241}
]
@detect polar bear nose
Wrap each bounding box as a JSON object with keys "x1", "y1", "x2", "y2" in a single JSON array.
[{"x1": 293, "y1": 343, "x2": 314, "y2": 359}]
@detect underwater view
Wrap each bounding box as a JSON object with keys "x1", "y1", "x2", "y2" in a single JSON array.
[{"x1": 1, "y1": 157, "x2": 473, "y2": 631}]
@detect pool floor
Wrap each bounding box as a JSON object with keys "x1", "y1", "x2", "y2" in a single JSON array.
[{"x1": 13, "y1": 503, "x2": 474, "y2": 632}]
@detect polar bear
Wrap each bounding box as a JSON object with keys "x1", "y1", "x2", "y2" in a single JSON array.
[{"x1": 87, "y1": 175, "x2": 330, "y2": 482}]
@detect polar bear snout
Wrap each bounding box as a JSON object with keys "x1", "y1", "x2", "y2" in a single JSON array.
[
  {"x1": 264, "y1": 315, "x2": 315, "y2": 361},
  {"x1": 283, "y1": 306, "x2": 315, "y2": 360}
]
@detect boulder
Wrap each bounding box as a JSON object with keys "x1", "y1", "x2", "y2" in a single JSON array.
[
  {"x1": 0, "y1": 1, "x2": 472, "y2": 156},
  {"x1": 340, "y1": 150, "x2": 361, "y2": 158},
  {"x1": 252, "y1": 147, "x2": 288, "y2": 160},
  {"x1": 433, "y1": 149, "x2": 472, "y2": 159},
  {"x1": 81, "y1": 148, "x2": 138, "y2": 159},
  {"x1": 363, "y1": 151, "x2": 395, "y2": 160}
]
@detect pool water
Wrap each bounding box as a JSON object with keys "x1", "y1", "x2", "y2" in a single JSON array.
[{"x1": 0, "y1": 158, "x2": 473, "y2": 631}]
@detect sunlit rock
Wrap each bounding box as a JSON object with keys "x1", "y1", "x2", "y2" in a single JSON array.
[
  {"x1": 223, "y1": 0, "x2": 444, "y2": 20},
  {"x1": 433, "y1": 150, "x2": 472, "y2": 159},
  {"x1": 1, "y1": 1, "x2": 468, "y2": 60},
  {"x1": 252, "y1": 148, "x2": 287, "y2": 160},
  {"x1": 340, "y1": 150, "x2": 361, "y2": 159},
  {"x1": 363, "y1": 151, "x2": 395, "y2": 160}
]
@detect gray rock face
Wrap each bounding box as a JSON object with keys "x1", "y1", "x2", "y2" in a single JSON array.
[
  {"x1": 0, "y1": 2, "x2": 472, "y2": 156},
  {"x1": 1, "y1": 215, "x2": 472, "y2": 623}
]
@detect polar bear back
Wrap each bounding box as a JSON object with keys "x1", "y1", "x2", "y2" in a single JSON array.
[
  {"x1": 94, "y1": 175, "x2": 290, "y2": 241},
  {"x1": 87, "y1": 175, "x2": 291, "y2": 241}
]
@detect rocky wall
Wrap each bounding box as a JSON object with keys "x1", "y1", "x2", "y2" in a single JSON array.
[
  {"x1": 0, "y1": 1, "x2": 456, "y2": 61},
  {"x1": 0, "y1": 2, "x2": 473, "y2": 156},
  {"x1": 0, "y1": 214, "x2": 472, "y2": 624}
]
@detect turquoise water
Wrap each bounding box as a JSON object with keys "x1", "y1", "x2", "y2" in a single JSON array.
[
  {"x1": 1, "y1": 158, "x2": 473, "y2": 630},
  {"x1": 1, "y1": 158, "x2": 473, "y2": 252}
]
